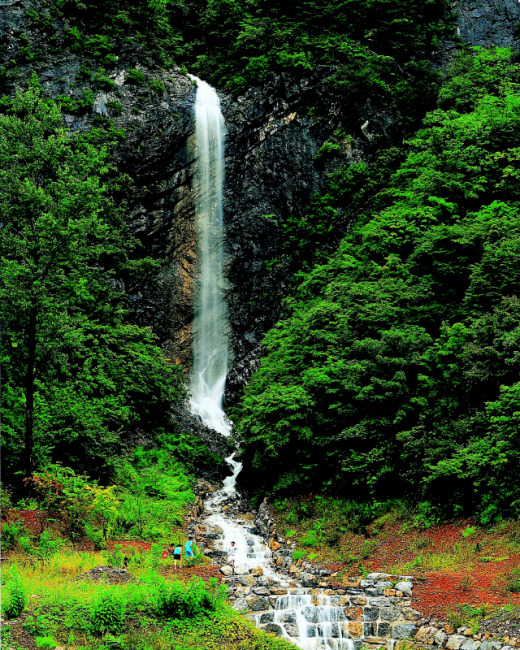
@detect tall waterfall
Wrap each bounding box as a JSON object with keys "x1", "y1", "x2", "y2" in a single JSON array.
[{"x1": 189, "y1": 76, "x2": 230, "y2": 437}]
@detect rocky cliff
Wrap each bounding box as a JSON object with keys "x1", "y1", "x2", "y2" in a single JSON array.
[{"x1": 2, "y1": 0, "x2": 519, "y2": 422}]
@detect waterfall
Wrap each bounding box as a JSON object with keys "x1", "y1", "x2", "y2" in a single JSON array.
[{"x1": 188, "y1": 75, "x2": 230, "y2": 437}]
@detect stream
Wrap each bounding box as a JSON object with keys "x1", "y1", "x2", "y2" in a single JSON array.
[{"x1": 187, "y1": 75, "x2": 408, "y2": 650}]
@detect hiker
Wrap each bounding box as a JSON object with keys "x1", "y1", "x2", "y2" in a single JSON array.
[
  {"x1": 173, "y1": 542, "x2": 182, "y2": 570},
  {"x1": 123, "y1": 556, "x2": 129, "y2": 571},
  {"x1": 227, "y1": 541, "x2": 237, "y2": 566},
  {"x1": 185, "y1": 537, "x2": 195, "y2": 561},
  {"x1": 171, "y1": 542, "x2": 182, "y2": 570}
]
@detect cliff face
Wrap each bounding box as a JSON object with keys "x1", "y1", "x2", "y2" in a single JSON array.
[
  {"x1": 2, "y1": 0, "x2": 519, "y2": 414},
  {"x1": 454, "y1": 0, "x2": 519, "y2": 47},
  {"x1": 221, "y1": 74, "x2": 390, "y2": 400}
]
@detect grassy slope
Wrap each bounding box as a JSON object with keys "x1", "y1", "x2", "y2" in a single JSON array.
[{"x1": 0, "y1": 550, "x2": 293, "y2": 650}]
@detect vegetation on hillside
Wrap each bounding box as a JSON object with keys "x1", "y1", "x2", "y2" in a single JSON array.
[
  {"x1": 0, "y1": 550, "x2": 292, "y2": 650},
  {"x1": 0, "y1": 81, "x2": 191, "y2": 489},
  {"x1": 2, "y1": 0, "x2": 453, "y2": 131},
  {"x1": 234, "y1": 47, "x2": 520, "y2": 524}
]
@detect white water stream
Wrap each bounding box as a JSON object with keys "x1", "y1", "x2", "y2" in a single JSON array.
[
  {"x1": 188, "y1": 76, "x2": 357, "y2": 650},
  {"x1": 188, "y1": 75, "x2": 230, "y2": 437}
]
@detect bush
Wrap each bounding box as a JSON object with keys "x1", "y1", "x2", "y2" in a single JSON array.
[
  {"x1": 505, "y1": 569, "x2": 520, "y2": 593},
  {"x1": 35, "y1": 637, "x2": 57, "y2": 650},
  {"x1": 91, "y1": 592, "x2": 125, "y2": 635},
  {"x1": 125, "y1": 69, "x2": 145, "y2": 86},
  {"x1": 154, "y1": 577, "x2": 218, "y2": 619},
  {"x1": 1, "y1": 519, "x2": 27, "y2": 552},
  {"x1": 3, "y1": 574, "x2": 27, "y2": 619}
]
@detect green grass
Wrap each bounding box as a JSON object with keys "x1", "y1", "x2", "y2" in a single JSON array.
[{"x1": 0, "y1": 550, "x2": 293, "y2": 650}]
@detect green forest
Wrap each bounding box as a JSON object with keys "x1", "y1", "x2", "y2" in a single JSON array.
[
  {"x1": 1, "y1": 0, "x2": 520, "y2": 646},
  {"x1": 1, "y1": 0, "x2": 519, "y2": 525},
  {"x1": 235, "y1": 48, "x2": 520, "y2": 523}
]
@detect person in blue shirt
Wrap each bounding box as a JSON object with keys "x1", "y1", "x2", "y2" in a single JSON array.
[
  {"x1": 185, "y1": 537, "x2": 195, "y2": 561},
  {"x1": 172, "y1": 542, "x2": 182, "y2": 570}
]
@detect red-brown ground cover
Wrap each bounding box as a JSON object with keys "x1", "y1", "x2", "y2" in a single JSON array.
[
  {"x1": 362, "y1": 520, "x2": 520, "y2": 619},
  {"x1": 5, "y1": 510, "x2": 520, "y2": 620}
]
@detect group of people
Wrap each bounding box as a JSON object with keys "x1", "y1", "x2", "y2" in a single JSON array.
[
  {"x1": 163, "y1": 539, "x2": 238, "y2": 570},
  {"x1": 165, "y1": 537, "x2": 195, "y2": 570}
]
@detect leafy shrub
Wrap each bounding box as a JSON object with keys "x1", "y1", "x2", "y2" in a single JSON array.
[
  {"x1": 93, "y1": 69, "x2": 116, "y2": 90},
  {"x1": 106, "y1": 100, "x2": 123, "y2": 115},
  {"x1": 154, "y1": 577, "x2": 217, "y2": 619},
  {"x1": 104, "y1": 544, "x2": 125, "y2": 568},
  {"x1": 91, "y1": 592, "x2": 125, "y2": 635},
  {"x1": 505, "y1": 568, "x2": 520, "y2": 593},
  {"x1": 300, "y1": 529, "x2": 319, "y2": 547},
  {"x1": 3, "y1": 574, "x2": 27, "y2": 619},
  {"x1": 1, "y1": 519, "x2": 27, "y2": 552},
  {"x1": 150, "y1": 78, "x2": 165, "y2": 93},
  {"x1": 37, "y1": 531, "x2": 63, "y2": 561}
]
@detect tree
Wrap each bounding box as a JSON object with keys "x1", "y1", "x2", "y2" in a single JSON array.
[{"x1": 0, "y1": 79, "x2": 182, "y2": 481}]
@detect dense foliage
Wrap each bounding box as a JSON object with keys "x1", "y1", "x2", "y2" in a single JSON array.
[
  {"x1": 0, "y1": 81, "x2": 184, "y2": 485},
  {"x1": 3, "y1": 0, "x2": 453, "y2": 131},
  {"x1": 234, "y1": 48, "x2": 520, "y2": 523}
]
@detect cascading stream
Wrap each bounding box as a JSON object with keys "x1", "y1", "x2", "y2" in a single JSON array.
[
  {"x1": 189, "y1": 75, "x2": 230, "y2": 438},
  {"x1": 188, "y1": 76, "x2": 357, "y2": 650}
]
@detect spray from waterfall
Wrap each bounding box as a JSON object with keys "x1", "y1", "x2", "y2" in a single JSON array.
[{"x1": 188, "y1": 75, "x2": 230, "y2": 437}]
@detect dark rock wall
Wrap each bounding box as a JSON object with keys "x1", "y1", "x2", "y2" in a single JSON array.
[
  {"x1": 454, "y1": 0, "x2": 519, "y2": 47},
  {"x1": 221, "y1": 75, "x2": 394, "y2": 402},
  {"x1": 2, "y1": 0, "x2": 519, "y2": 422}
]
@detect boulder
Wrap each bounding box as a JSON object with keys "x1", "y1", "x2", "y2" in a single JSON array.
[
  {"x1": 251, "y1": 566, "x2": 264, "y2": 577},
  {"x1": 391, "y1": 624, "x2": 417, "y2": 640},
  {"x1": 247, "y1": 596, "x2": 270, "y2": 611},
  {"x1": 233, "y1": 566, "x2": 250, "y2": 575},
  {"x1": 220, "y1": 565, "x2": 233, "y2": 577},
  {"x1": 447, "y1": 636, "x2": 469, "y2": 650},
  {"x1": 263, "y1": 623, "x2": 283, "y2": 637},
  {"x1": 233, "y1": 598, "x2": 249, "y2": 614}
]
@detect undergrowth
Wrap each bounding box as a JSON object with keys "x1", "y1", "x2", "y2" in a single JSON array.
[{"x1": 0, "y1": 551, "x2": 292, "y2": 650}]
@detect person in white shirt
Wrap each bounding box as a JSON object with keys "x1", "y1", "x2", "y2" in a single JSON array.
[{"x1": 227, "y1": 541, "x2": 237, "y2": 566}]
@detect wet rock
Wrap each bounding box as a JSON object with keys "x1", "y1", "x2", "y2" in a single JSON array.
[
  {"x1": 251, "y1": 566, "x2": 264, "y2": 577},
  {"x1": 253, "y1": 587, "x2": 271, "y2": 596},
  {"x1": 348, "y1": 622, "x2": 364, "y2": 638},
  {"x1": 233, "y1": 566, "x2": 250, "y2": 575},
  {"x1": 247, "y1": 597, "x2": 270, "y2": 611},
  {"x1": 281, "y1": 611, "x2": 297, "y2": 624},
  {"x1": 363, "y1": 607, "x2": 379, "y2": 621},
  {"x1": 301, "y1": 573, "x2": 318, "y2": 588},
  {"x1": 302, "y1": 607, "x2": 319, "y2": 623},
  {"x1": 285, "y1": 623, "x2": 300, "y2": 637},
  {"x1": 263, "y1": 623, "x2": 283, "y2": 637},
  {"x1": 259, "y1": 612, "x2": 274, "y2": 624},
  {"x1": 220, "y1": 565, "x2": 233, "y2": 577},
  {"x1": 346, "y1": 607, "x2": 363, "y2": 621},
  {"x1": 233, "y1": 598, "x2": 249, "y2": 614},
  {"x1": 378, "y1": 623, "x2": 390, "y2": 637}
]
